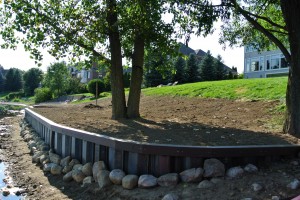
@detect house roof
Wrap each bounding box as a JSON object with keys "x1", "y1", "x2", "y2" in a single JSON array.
[{"x1": 179, "y1": 43, "x2": 235, "y2": 73}]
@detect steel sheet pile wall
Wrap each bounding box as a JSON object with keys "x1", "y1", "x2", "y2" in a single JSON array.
[{"x1": 25, "y1": 108, "x2": 300, "y2": 176}]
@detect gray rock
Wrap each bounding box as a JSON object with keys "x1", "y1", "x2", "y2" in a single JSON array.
[
  {"x1": 138, "y1": 175, "x2": 157, "y2": 188},
  {"x1": 63, "y1": 171, "x2": 73, "y2": 182},
  {"x1": 28, "y1": 140, "x2": 37, "y2": 149},
  {"x1": 42, "y1": 158, "x2": 50, "y2": 165},
  {"x1": 69, "y1": 159, "x2": 80, "y2": 168},
  {"x1": 49, "y1": 152, "x2": 61, "y2": 165},
  {"x1": 24, "y1": 133, "x2": 33, "y2": 142},
  {"x1": 51, "y1": 164, "x2": 63, "y2": 175},
  {"x1": 287, "y1": 179, "x2": 300, "y2": 190},
  {"x1": 203, "y1": 158, "x2": 225, "y2": 178},
  {"x1": 157, "y1": 173, "x2": 178, "y2": 187},
  {"x1": 82, "y1": 176, "x2": 94, "y2": 187},
  {"x1": 180, "y1": 168, "x2": 204, "y2": 183},
  {"x1": 60, "y1": 156, "x2": 71, "y2": 167},
  {"x1": 197, "y1": 180, "x2": 215, "y2": 189},
  {"x1": 72, "y1": 169, "x2": 86, "y2": 183},
  {"x1": 252, "y1": 183, "x2": 263, "y2": 192},
  {"x1": 73, "y1": 164, "x2": 83, "y2": 171},
  {"x1": 96, "y1": 170, "x2": 112, "y2": 189},
  {"x1": 39, "y1": 154, "x2": 49, "y2": 164},
  {"x1": 43, "y1": 163, "x2": 56, "y2": 172},
  {"x1": 244, "y1": 164, "x2": 258, "y2": 173},
  {"x1": 32, "y1": 151, "x2": 46, "y2": 163},
  {"x1": 93, "y1": 161, "x2": 107, "y2": 181},
  {"x1": 62, "y1": 165, "x2": 73, "y2": 174},
  {"x1": 122, "y1": 175, "x2": 138, "y2": 190},
  {"x1": 271, "y1": 196, "x2": 280, "y2": 200},
  {"x1": 162, "y1": 193, "x2": 179, "y2": 200},
  {"x1": 40, "y1": 144, "x2": 50, "y2": 151},
  {"x1": 82, "y1": 163, "x2": 93, "y2": 176},
  {"x1": 226, "y1": 166, "x2": 244, "y2": 179},
  {"x1": 2, "y1": 189, "x2": 10, "y2": 196},
  {"x1": 210, "y1": 178, "x2": 224, "y2": 184},
  {"x1": 109, "y1": 169, "x2": 126, "y2": 185},
  {"x1": 30, "y1": 146, "x2": 38, "y2": 154}
]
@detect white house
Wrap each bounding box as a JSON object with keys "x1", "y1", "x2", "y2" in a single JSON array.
[{"x1": 244, "y1": 46, "x2": 289, "y2": 78}]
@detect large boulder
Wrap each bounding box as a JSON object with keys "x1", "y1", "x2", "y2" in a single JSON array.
[
  {"x1": 226, "y1": 166, "x2": 244, "y2": 179},
  {"x1": 62, "y1": 165, "x2": 73, "y2": 174},
  {"x1": 138, "y1": 175, "x2": 157, "y2": 188},
  {"x1": 122, "y1": 175, "x2": 138, "y2": 190},
  {"x1": 63, "y1": 171, "x2": 73, "y2": 182},
  {"x1": 82, "y1": 163, "x2": 93, "y2": 176},
  {"x1": 96, "y1": 170, "x2": 112, "y2": 189},
  {"x1": 203, "y1": 158, "x2": 225, "y2": 178},
  {"x1": 73, "y1": 164, "x2": 83, "y2": 171},
  {"x1": 82, "y1": 176, "x2": 94, "y2": 187},
  {"x1": 162, "y1": 193, "x2": 179, "y2": 200},
  {"x1": 60, "y1": 156, "x2": 72, "y2": 167},
  {"x1": 49, "y1": 152, "x2": 61, "y2": 165},
  {"x1": 43, "y1": 163, "x2": 56, "y2": 172},
  {"x1": 180, "y1": 168, "x2": 204, "y2": 183},
  {"x1": 50, "y1": 164, "x2": 63, "y2": 175},
  {"x1": 32, "y1": 151, "x2": 47, "y2": 163},
  {"x1": 72, "y1": 169, "x2": 86, "y2": 183},
  {"x1": 69, "y1": 159, "x2": 80, "y2": 168},
  {"x1": 157, "y1": 173, "x2": 179, "y2": 187},
  {"x1": 109, "y1": 169, "x2": 126, "y2": 185},
  {"x1": 93, "y1": 161, "x2": 107, "y2": 181},
  {"x1": 197, "y1": 180, "x2": 215, "y2": 189}
]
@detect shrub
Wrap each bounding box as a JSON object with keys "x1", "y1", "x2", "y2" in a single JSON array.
[
  {"x1": 87, "y1": 79, "x2": 105, "y2": 97},
  {"x1": 5, "y1": 91, "x2": 25, "y2": 101},
  {"x1": 34, "y1": 88, "x2": 52, "y2": 103}
]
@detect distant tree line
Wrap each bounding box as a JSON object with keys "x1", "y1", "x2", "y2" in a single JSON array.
[{"x1": 143, "y1": 51, "x2": 239, "y2": 87}]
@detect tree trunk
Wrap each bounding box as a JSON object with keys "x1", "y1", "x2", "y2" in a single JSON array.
[
  {"x1": 127, "y1": 35, "x2": 145, "y2": 118},
  {"x1": 281, "y1": 0, "x2": 300, "y2": 136},
  {"x1": 106, "y1": 0, "x2": 127, "y2": 119}
]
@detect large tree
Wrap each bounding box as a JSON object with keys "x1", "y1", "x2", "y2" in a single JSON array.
[
  {"x1": 174, "y1": 0, "x2": 300, "y2": 136},
  {"x1": 4, "y1": 68, "x2": 23, "y2": 92},
  {"x1": 186, "y1": 54, "x2": 200, "y2": 83},
  {"x1": 0, "y1": 0, "x2": 177, "y2": 119},
  {"x1": 43, "y1": 62, "x2": 69, "y2": 97},
  {"x1": 199, "y1": 51, "x2": 215, "y2": 81},
  {"x1": 23, "y1": 68, "x2": 43, "y2": 96},
  {"x1": 173, "y1": 57, "x2": 187, "y2": 84}
]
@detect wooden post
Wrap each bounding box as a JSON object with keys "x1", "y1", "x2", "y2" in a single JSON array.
[{"x1": 96, "y1": 81, "x2": 98, "y2": 106}]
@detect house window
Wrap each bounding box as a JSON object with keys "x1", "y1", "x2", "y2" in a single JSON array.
[
  {"x1": 280, "y1": 54, "x2": 289, "y2": 68},
  {"x1": 266, "y1": 56, "x2": 270, "y2": 70},
  {"x1": 260, "y1": 57, "x2": 264, "y2": 71},
  {"x1": 271, "y1": 55, "x2": 280, "y2": 69},
  {"x1": 251, "y1": 59, "x2": 259, "y2": 71},
  {"x1": 246, "y1": 59, "x2": 250, "y2": 72},
  {"x1": 87, "y1": 71, "x2": 91, "y2": 79}
]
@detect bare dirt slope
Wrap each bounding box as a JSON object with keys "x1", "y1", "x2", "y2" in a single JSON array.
[
  {"x1": 32, "y1": 95, "x2": 298, "y2": 146},
  {"x1": 1, "y1": 115, "x2": 300, "y2": 199}
]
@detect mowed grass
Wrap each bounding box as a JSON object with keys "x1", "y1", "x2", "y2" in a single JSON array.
[{"x1": 143, "y1": 77, "x2": 288, "y2": 101}]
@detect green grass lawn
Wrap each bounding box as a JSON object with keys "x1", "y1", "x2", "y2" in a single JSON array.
[{"x1": 143, "y1": 77, "x2": 288, "y2": 101}]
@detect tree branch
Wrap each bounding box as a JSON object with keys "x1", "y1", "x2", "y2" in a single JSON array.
[
  {"x1": 229, "y1": 0, "x2": 291, "y2": 63},
  {"x1": 25, "y1": 2, "x2": 110, "y2": 64},
  {"x1": 243, "y1": 9, "x2": 287, "y2": 31}
]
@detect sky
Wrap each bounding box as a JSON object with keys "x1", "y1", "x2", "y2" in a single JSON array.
[{"x1": 0, "y1": 26, "x2": 245, "y2": 73}]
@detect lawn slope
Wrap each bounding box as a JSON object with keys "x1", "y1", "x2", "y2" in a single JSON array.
[{"x1": 143, "y1": 77, "x2": 287, "y2": 101}]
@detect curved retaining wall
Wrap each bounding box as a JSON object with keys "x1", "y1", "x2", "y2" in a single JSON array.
[{"x1": 25, "y1": 108, "x2": 300, "y2": 176}]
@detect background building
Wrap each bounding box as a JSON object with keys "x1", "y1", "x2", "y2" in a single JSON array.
[{"x1": 244, "y1": 46, "x2": 289, "y2": 78}]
